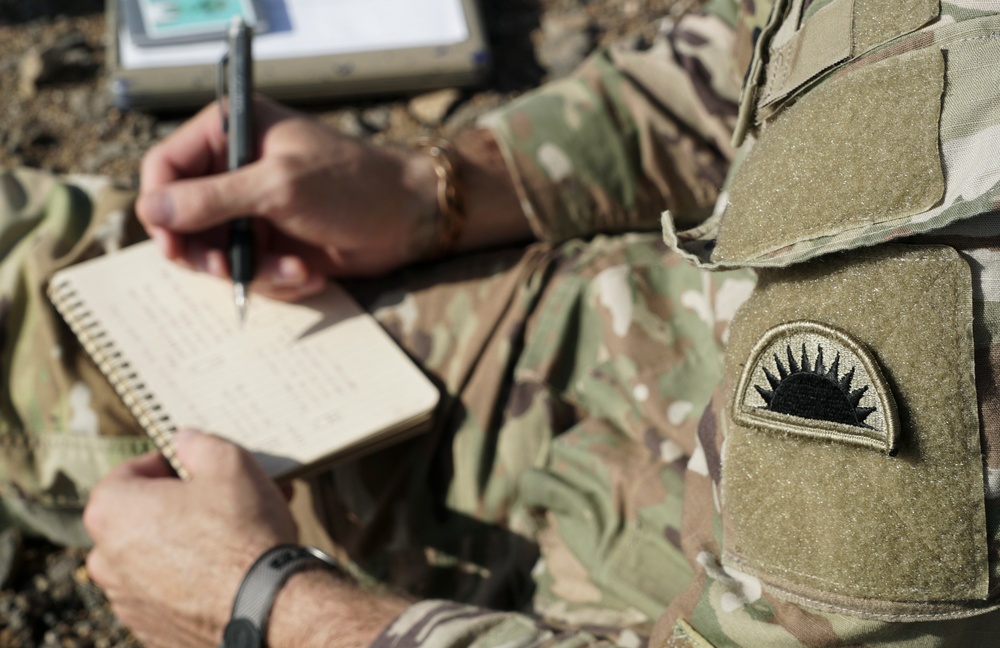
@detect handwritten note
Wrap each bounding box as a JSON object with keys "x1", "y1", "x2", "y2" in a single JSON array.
[{"x1": 50, "y1": 241, "x2": 439, "y2": 478}]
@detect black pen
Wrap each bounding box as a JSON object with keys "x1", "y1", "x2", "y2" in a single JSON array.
[{"x1": 224, "y1": 17, "x2": 255, "y2": 325}]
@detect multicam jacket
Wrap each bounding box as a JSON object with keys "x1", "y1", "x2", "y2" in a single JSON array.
[{"x1": 372, "y1": 0, "x2": 1000, "y2": 646}]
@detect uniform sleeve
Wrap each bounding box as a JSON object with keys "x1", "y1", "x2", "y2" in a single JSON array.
[
  {"x1": 478, "y1": 5, "x2": 744, "y2": 243},
  {"x1": 370, "y1": 600, "x2": 619, "y2": 648}
]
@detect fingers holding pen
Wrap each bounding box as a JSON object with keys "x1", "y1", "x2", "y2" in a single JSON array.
[
  {"x1": 250, "y1": 253, "x2": 327, "y2": 301},
  {"x1": 136, "y1": 157, "x2": 290, "y2": 283},
  {"x1": 136, "y1": 160, "x2": 274, "y2": 234},
  {"x1": 139, "y1": 95, "x2": 302, "y2": 194},
  {"x1": 162, "y1": 237, "x2": 326, "y2": 302}
]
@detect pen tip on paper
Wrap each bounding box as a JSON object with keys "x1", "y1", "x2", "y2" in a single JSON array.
[{"x1": 234, "y1": 282, "x2": 249, "y2": 327}]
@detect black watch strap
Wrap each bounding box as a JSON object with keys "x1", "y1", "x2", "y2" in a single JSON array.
[{"x1": 221, "y1": 544, "x2": 338, "y2": 648}]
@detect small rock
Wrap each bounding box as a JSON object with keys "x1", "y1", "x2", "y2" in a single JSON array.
[
  {"x1": 408, "y1": 88, "x2": 461, "y2": 126},
  {"x1": 46, "y1": 553, "x2": 80, "y2": 603},
  {"x1": 58, "y1": 36, "x2": 94, "y2": 69},
  {"x1": 336, "y1": 109, "x2": 367, "y2": 138},
  {"x1": 18, "y1": 46, "x2": 58, "y2": 97},
  {"x1": 443, "y1": 94, "x2": 504, "y2": 133},
  {"x1": 46, "y1": 551, "x2": 82, "y2": 583},
  {"x1": 388, "y1": 104, "x2": 419, "y2": 135},
  {"x1": 18, "y1": 34, "x2": 94, "y2": 97},
  {"x1": 536, "y1": 13, "x2": 595, "y2": 80},
  {"x1": 83, "y1": 142, "x2": 129, "y2": 173},
  {"x1": 33, "y1": 573, "x2": 50, "y2": 593},
  {"x1": 74, "y1": 620, "x2": 93, "y2": 639},
  {"x1": 68, "y1": 88, "x2": 89, "y2": 114},
  {"x1": 360, "y1": 105, "x2": 392, "y2": 132},
  {"x1": 0, "y1": 54, "x2": 18, "y2": 74},
  {"x1": 90, "y1": 91, "x2": 111, "y2": 118}
]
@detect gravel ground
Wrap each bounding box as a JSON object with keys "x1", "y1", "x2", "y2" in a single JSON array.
[{"x1": 0, "y1": 0, "x2": 684, "y2": 645}]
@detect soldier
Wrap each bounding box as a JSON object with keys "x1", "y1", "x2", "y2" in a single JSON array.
[{"x1": 5, "y1": 0, "x2": 1000, "y2": 646}]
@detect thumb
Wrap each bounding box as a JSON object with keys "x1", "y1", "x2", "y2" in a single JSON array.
[{"x1": 136, "y1": 162, "x2": 270, "y2": 233}]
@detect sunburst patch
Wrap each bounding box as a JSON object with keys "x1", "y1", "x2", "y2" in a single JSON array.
[{"x1": 733, "y1": 321, "x2": 900, "y2": 455}]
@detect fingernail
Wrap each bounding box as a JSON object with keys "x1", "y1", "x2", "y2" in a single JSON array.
[
  {"x1": 301, "y1": 274, "x2": 325, "y2": 294},
  {"x1": 137, "y1": 191, "x2": 175, "y2": 226},
  {"x1": 273, "y1": 258, "x2": 306, "y2": 286},
  {"x1": 150, "y1": 228, "x2": 170, "y2": 256},
  {"x1": 206, "y1": 249, "x2": 227, "y2": 278}
]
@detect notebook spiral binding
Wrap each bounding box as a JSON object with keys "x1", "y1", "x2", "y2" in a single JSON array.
[{"x1": 48, "y1": 278, "x2": 191, "y2": 480}]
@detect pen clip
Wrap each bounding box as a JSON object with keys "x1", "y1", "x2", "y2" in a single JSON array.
[{"x1": 216, "y1": 52, "x2": 230, "y2": 134}]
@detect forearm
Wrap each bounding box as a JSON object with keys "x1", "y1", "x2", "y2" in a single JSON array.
[
  {"x1": 395, "y1": 127, "x2": 534, "y2": 262},
  {"x1": 268, "y1": 575, "x2": 625, "y2": 648},
  {"x1": 452, "y1": 128, "x2": 534, "y2": 252},
  {"x1": 267, "y1": 570, "x2": 411, "y2": 648}
]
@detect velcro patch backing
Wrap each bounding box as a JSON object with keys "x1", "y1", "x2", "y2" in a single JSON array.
[{"x1": 715, "y1": 47, "x2": 944, "y2": 264}]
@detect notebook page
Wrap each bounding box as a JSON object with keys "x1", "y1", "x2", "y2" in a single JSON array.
[{"x1": 51, "y1": 241, "x2": 439, "y2": 477}]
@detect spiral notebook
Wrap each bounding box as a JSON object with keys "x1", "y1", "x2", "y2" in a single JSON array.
[{"x1": 48, "y1": 241, "x2": 439, "y2": 480}]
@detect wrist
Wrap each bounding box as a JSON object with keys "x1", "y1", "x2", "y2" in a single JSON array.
[
  {"x1": 394, "y1": 144, "x2": 442, "y2": 265},
  {"x1": 222, "y1": 544, "x2": 339, "y2": 648},
  {"x1": 267, "y1": 570, "x2": 409, "y2": 648},
  {"x1": 390, "y1": 128, "x2": 531, "y2": 265}
]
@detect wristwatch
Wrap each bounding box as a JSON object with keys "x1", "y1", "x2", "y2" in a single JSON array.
[{"x1": 221, "y1": 544, "x2": 339, "y2": 648}]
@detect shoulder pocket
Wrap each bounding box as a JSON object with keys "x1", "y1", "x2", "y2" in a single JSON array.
[{"x1": 720, "y1": 244, "x2": 991, "y2": 619}]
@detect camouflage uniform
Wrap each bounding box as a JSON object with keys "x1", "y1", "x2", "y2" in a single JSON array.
[{"x1": 4, "y1": 1, "x2": 1000, "y2": 647}]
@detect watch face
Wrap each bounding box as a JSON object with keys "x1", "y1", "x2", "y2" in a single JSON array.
[{"x1": 223, "y1": 618, "x2": 262, "y2": 648}]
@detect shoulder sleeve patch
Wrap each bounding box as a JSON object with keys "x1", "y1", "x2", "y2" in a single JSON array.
[{"x1": 732, "y1": 320, "x2": 900, "y2": 455}]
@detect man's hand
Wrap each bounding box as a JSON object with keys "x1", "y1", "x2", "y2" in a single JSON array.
[
  {"x1": 135, "y1": 97, "x2": 531, "y2": 300},
  {"x1": 84, "y1": 429, "x2": 296, "y2": 646},
  {"x1": 136, "y1": 97, "x2": 441, "y2": 299},
  {"x1": 83, "y1": 429, "x2": 408, "y2": 648}
]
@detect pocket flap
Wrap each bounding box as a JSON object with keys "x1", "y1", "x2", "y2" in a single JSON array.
[{"x1": 717, "y1": 47, "x2": 945, "y2": 265}]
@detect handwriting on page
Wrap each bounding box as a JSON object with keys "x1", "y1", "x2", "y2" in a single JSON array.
[{"x1": 70, "y1": 243, "x2": 433, "y2": 470}]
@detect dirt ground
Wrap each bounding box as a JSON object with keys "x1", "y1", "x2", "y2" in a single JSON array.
[{"x1": 0, "y1": 0, "x2": 683, "y2": 645}]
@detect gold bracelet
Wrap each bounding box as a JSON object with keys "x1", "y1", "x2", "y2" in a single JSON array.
[{"x1": 413, "y1": 137, "x2": 466, "y2": 258}]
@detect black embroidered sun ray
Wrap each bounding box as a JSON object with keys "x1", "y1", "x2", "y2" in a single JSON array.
[
  {"x1": 827, "y1": 352, "x2": 841, "y2": 382},
  {"x1": 848, "y1": 385, "x2": 869, "y2": 407},
  {"x1": 814, "y1": 346, "x2": 826, "y2": 376},
  {"x1": 855, "y1": 406, "x2": 877, "y2": 422},
  {"x1": 839, "y1": 366, "x2": 855, "y2": 392},
  {"x1": 787, "y1": 345, "x2": 799, "y2": 373},
  {"x1": 774, "y1": 353, "x2": 788, "y2": 379}
]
